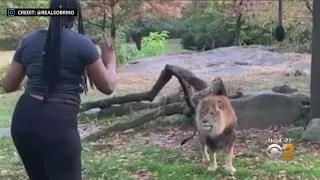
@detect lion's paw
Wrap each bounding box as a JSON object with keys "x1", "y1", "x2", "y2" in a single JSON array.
[
  {"x1": 202, "y1": 157, "x2": 210, "y2": 163},
  {"x1": 207, "y1": 164, "x2": 218, "y2": 172},
  {"x1": 224, "y1": 164, "x2": 236, "y2": 174}
]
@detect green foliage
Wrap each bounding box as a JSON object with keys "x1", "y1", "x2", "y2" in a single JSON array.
[
  {"x1": 181, "y1": 7, "x2": 235, "y2": 51},
  {"x1": 237, "y1": 11, "x2": 312, "y2": 50},
  {"x1": 115, "y1": 31, "x2": 139, "y2": 64},
  {"x1": 0, "y1": 37, "x2": 20, "y2": 51},
  {"x1": 238, "y1": 14, "x2": 276, "y2": 46},
  {"x1": 137, "y1": 31, "x2": 169, "y2": 58},
  {"x1": 283, "y1": 21, "x2": 312, "y2": 53},
  {"x1": 116, "y1": 43, "x2": 138, "y2": 64},
  {"x1": 0, "y1": 1, "x2": 48, "y2": 50},
  {"x1": 129, "y1": 18, "x2": 185, "y2": 39}
]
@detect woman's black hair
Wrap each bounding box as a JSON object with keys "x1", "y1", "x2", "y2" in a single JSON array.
[{"x1": 42, "y1": 0, "x2": 92, "y2": 96}]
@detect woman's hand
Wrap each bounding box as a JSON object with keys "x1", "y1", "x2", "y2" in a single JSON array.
[{"x1": 97, "y1": 34, "x2": 116, "y2": 67}]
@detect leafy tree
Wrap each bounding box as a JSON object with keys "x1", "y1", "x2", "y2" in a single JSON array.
[
  {"x1": 82, "y1": 0, "x2": 187, "y2": 39},
  {"x1": 0, "y1": 1, "x2": 48, "y2": 39},
  {"x1": 218, "y1": 0, "x2": 267, "y2": 42},
  {"x1": 0, "y1": 1, "x2": 48, "y2": 49}
]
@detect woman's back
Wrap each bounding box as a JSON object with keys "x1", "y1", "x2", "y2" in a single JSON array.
[{"x1": 17, "y1": 28, "x2": 99, "y2": 104}]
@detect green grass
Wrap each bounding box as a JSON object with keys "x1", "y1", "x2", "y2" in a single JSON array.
[
  {"x1": 1, "y1": 136, "x2": 319, "y2": 180},
  {"x1": 0, "y1": 137, "x2": 24, "y2": 179},
  {"x1": 162, "y1": 39, "x2": 191, "y2": 55},
  {"x1": 0, "y1": 92, "x2": 22, "y2": 128},
  {"x1": 82, "y1": 144, "x2": 254, "y2": 180}
]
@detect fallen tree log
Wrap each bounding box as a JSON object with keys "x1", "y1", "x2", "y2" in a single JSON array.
[
  {"x1": 80, "y1": 64, "x2": 242, "y2": 112},
  {"x1": 80, "y1": 65, "x2": 207, "y2": 112},
  {"x1": 84, "y1": 102, "x2": 190, "y2": 141},
  {"x1": 97, "y1": 102, "x2": 159, "y2": 119}
]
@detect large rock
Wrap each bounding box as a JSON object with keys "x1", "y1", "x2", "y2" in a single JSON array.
[
  {"x1": 271, "y1": 85, "x2": 298, "y2": 94},
  {"x1": 231, "y1": 90, "x2": 310, "y2": 129},
  {"x1": 82, "y1": 108, "x2": 101, "y2": 119},
  {"x1": 302, "y1": 118, "x2": 320, "y2": 141},
  {"x1": 283, "y1": 127, "x2": 305, "y2": 140}
]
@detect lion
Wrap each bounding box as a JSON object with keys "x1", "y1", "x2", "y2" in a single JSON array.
[{"x1": 181, "y1": 94, "x2": 238, "y2": 174}]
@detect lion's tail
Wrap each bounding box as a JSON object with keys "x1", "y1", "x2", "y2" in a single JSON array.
[{"x1": 180, "y1": 128, "x2": 197, "y2": 146}]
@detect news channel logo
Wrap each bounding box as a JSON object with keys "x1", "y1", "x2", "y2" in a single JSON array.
[
  {"x1": 7, "y1": 8, "x2": 15, "y2": 16},
  {"x1": 267, "y1": 143, "x2": 294, "y2": 160}
]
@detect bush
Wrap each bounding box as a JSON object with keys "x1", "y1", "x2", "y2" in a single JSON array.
[
  {"x1": 115, "y1": 31, "x2": 139, "y2": 64},
  {"x1": 237, "y1": 13, "x2": 311, "y2": 53},
  {"x1": 238, "y1": 16, "x2": 275, "y2": 46},
  {"x1": 181, "y1": 10, "x2": 235, "y2": 51},
  {"x1": 0, "y1": 37, "x2": 20, "y2": 51},
  {"x1": 181, "y1": 33, "x2": 196, "y2": 50},
  {"x1": 145, "y1": 18, "x2": 185, "y2": 39},
  {"x1": 116, "y1": 43, "x2": 138, "y2": 64},
  {"x1": 283, "y1": 21, "x2": 312, "y2": 53},
  {"x1": 128, "y1": 18, "x2": 185, "y2": 40},
  {"x1": 137, "y1": 31, "x2": 169, "y2": 58}
]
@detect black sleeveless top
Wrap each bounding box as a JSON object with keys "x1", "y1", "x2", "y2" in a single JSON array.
[{"x1": 13, "y1": 29, "x2": 100, "y2": 104}]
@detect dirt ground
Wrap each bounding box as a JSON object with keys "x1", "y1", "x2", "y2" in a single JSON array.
[{"x1": 93, "y1": 124, "x2": 320, "y2": 159}]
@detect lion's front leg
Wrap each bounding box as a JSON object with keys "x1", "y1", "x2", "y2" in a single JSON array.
[
  {"x1": 200, "y1": 137, "x2": 210, "y2": 163},
  {"x1": 224, "y1": 142, "x2": 236, "y2": 174},
  {"x1": 207, "y1": 151, "x2": 217, "y2": 172}
]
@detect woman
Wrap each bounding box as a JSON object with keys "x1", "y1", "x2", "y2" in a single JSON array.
[{"x1": 2, "y1": 0, "x2": 117, "y2": 179}]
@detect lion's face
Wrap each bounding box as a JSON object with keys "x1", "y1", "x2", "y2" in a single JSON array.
[{"x1": 196, "y1": 96, "x2": 227, "y2": 136}]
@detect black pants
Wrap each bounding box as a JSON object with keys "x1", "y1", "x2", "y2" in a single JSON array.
[{"x1": 11, "y1": 93, "x2": 81, "y2": 180}]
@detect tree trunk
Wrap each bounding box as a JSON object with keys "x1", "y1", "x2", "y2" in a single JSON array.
[
  {"x1": 111, "y1": 14, "x2": 116, "y2": 39},
  {"x1": 235, "y1": 15, "x2": 242, "y2": 42},
  {"x1": 132, "y1": 32, "x2": 142, "y2": 51},
  {"x1": 278, "y1": 0, "x2": 283, "y2": 26},
  {"x1": 311, "y1": 0, "x2": 320, "y2": 118},
  {"x1": 102, "y1": 12, "x2": 107, "y2": 32},
  {"x1": 109, "y1": 0, "x2": 116, "y2": 38},
  {"x1": 102, "y1": 0, "x2": 107, "y2": 32}
]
